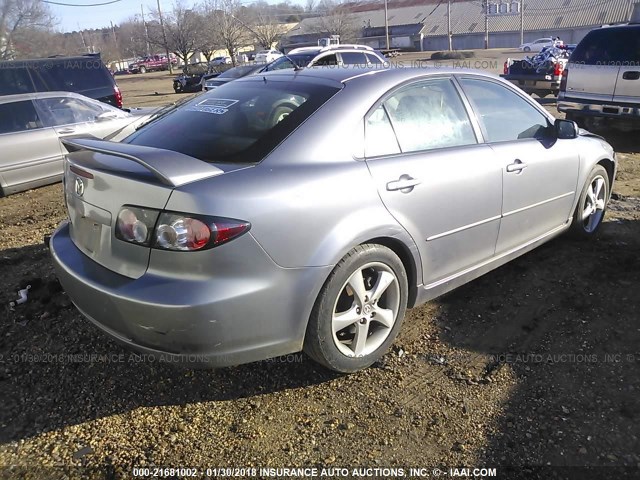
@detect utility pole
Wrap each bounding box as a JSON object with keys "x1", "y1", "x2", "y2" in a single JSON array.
[
  {"x1": 384, "y1": 0, "x2": 390, "y2": 50},
  {"x1": 520, "y1": 0, "x2": 524, "y2": 46},
  {"x1": 447, "y1": 0, "x2": 452, "y2": 51},
  {"x1": 484, "y1": 2, "x2": 489, "y2": 49},
  {"x1": 156, "y1": 0, "x2": 173, "y2": 74},
  {"x1": 141, "y1": 4, "x2": 151, "y2": 56}
]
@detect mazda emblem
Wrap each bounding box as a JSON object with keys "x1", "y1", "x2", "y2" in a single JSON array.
[{"x1": 75, "y1": 177, "x2": 85, "y2": 197}]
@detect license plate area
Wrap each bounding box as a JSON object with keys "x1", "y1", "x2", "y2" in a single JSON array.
[{"x1": 73, "y1": 216, "x2": 102, "y2": 254}]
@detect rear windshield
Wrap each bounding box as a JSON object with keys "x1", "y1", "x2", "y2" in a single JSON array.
[
  {"x1": 571, "y1": 27, "x2": 640, "y2": 65},
  {"x1": 125, "y1": 79, "x2": 340, "y2": 163},
  {"x1": 0, "y1": 58, "x2": 113, "y2": 95}
]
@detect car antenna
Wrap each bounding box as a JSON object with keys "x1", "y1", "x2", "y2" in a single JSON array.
[{"x1": 282, "y1": 54, "x2": 303, "y2": 71}]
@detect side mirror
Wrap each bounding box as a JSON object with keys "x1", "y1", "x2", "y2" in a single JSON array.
[{"x1": 555, "y1": 118, "x2": 578, "y2": 139}]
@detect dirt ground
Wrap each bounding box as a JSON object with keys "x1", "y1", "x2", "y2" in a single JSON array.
[{"x1": 1, "y1": 51, "x2": 639, "y2": 479}]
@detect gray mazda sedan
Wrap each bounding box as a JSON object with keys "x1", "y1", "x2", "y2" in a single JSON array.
[{"x1": 50, "y1": 67, "x2": 616, "y2": 373}]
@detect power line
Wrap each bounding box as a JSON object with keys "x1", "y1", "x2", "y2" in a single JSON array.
[{"x1": 41, "y1": 0, "x2": 125, "y2": 6}]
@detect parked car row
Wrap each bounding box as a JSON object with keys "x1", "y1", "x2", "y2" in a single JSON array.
[
  {"x1": 0, "y1": 92, "x2": 155, "y2": 196},
  {"x1": 2, "y1": 28, "x2": 630, "y2": 374}
]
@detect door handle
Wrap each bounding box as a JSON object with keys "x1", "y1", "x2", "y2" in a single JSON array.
[
  {"x1": 57, "y1": 128, "x2": 76, "y2": 134},
  {"x1": 622, "y1": 71, "x2": 640, "y2": 80},
  {"x1": 506, "y1": 159, "x2": 528, "y2": 173},
  {"x1": 386, "y1": 174, "x2": 421, "y2": 192}
]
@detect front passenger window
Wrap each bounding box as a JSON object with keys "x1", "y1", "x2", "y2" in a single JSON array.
[{"x1": 459, "y1": 78, "x2": 551, "y2": 143}]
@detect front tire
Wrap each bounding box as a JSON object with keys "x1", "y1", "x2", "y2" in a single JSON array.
[
  {"x1": 139, "y1": 66, "x2": 147, "y2": 74},
  {"x1": 304, "y1": 244, "x2": 408, "y2": 373},
  {"x1": 570, "y1": 165, "x2": 609, "y2": 238},
  {"x1": 524, "y1": 46, "x2": 531, "y2": 52}
]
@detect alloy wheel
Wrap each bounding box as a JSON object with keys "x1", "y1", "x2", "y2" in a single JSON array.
[
  {"x1": 581, "y1": 175, "x2": 606, "y2": 233},
  {"x1": 331, "y1": 262, "x2": 400, "y2": 358}
]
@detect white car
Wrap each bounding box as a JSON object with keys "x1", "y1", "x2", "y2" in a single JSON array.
[
  {"x1": 210, "y1": 56, "x2": 231, "y2": 66},
  {"x1": 255, "y1": 49, "x2": 283, "y2": 63},
  {"x1": 519, "y1": 38, "x2": 558, "y2": 52},
  {"x1": 0, "y1": 91, "x2": 154, "y2": 195}
]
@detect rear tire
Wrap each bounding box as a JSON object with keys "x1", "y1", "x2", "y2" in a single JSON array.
[
  {"x1": 570, "y1": 165, "x2": 609, "y2": 238},
  {"x1": 304, "y1": 244, "x2": 408, "y2": 373},
  {"x1": 524, "y1": 46, "x2": 531, "y2": 52}
]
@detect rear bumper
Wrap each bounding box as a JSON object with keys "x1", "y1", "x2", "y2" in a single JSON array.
[
  {"x1": 50, "y1": 221, "x2": 331, "y2": 367},
  {"x1": 558, "y1": 96, "x2": 640, "y2": 120}
]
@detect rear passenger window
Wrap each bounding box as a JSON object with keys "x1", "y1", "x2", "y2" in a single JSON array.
[
  {"x1": 459, "y1": 78, "x2": 550, "y2": 143},
  {"x1": 0, "y1": 101, "x2": 43, "y2": 134},
  {"x1": 37, "y1": 62, "x2": 111, "y2": 92},
  {"x1": 382, "y1": 78, "x2": 476, "y2": 153},
  {"x1": 314, "y1": 54, "x2": 338, "y2": 66},
  {"x1": 0, "y1": 68, "x2": 35, "y2": 95},
  {"x1": 341, "y1": 52, "x2": 368, "y2": 65},
  {"x1": 365, "y1": 105, "x2": 401, "y2": 157}
]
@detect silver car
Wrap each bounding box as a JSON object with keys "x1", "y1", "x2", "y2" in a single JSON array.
[
  {"x1": 50, "y1": 67, "x2": 616, "y2": 373},
  {"x1": 0, "y1": 92, "x2": 152, "y2": 196}
]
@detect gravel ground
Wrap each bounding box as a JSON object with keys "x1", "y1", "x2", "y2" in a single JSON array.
[{"x1": 1, "y1": 56, "x2": 639, "y2": 479}]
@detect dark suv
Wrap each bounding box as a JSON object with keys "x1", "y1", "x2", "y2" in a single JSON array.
[
  {"x1": 0, "y1": 54, "x2": 123, "y2": 108},
  {"x1": 558, "y1": 24, "x2": 640, "y2": 131}
]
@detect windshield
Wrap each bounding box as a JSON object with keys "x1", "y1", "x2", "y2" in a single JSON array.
[
  {"x1": 125, "y1": 79, "x2": 341, "y2": 164},
  {"x1": 219, "y1": 65, "x2": 260, "y2": 79}
]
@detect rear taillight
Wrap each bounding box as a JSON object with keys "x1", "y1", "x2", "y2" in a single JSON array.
[
  {"x1": 115, "y1": 206, "x2": 250, "y2": 251},
  {"x1": 114, "y1": 84, "x2": 123, "y2": 108},
  {"x1": 115, "y1": 206, "x2": 159, "y2": 246},
  {"x1": 559, "y1": 68, "x2": 568, "y2": 92},
  {"x1": 553, "y1": 62, "x2": 563, "y2": 77}
]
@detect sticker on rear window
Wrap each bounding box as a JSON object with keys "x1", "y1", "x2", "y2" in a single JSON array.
[{"x1": 187, "y1": 98, "x2": 238, "y2": 115}]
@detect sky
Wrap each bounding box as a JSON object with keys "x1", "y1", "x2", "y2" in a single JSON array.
[
  {"x1": 48, "y1": 0, "x2": 305, "y2": 33},
  {"x1": 49, "y1": 0, "x2": 176, "y2": 32}
]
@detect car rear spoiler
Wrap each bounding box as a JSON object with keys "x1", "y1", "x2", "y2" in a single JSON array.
[{"x1": 61, "y1": 137, "x2": 223, "y2": 187}]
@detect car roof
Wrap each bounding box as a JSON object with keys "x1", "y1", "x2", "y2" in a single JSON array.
[
  {"x1": 235, "y1": 65, "x2": 497, "y2": 88},
  {"x1": 0, "y1": 91, "x2": 90, "y2": 105},
  {"x1": 289, "y1": 44, "x2": 374, "y2": 55}
]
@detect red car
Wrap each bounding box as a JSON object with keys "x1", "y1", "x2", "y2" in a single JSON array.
[{"x1": 129, "y1": 54, "x2": 178, "y2": 74}]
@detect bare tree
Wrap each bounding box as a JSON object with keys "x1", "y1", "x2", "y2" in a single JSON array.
[
  {"x1": 117, "y1": 19, "x2": 150, "y2": 59},
  {"x1": 304, "y1": 0, "x2": 317, "y2": 13},
  {"x1": 0, "y1": 0, "x2": 55, "y2": 59},
  {"x1": 203, "y1": 0, "x2": 250, "y2": 66},
  {"x1": 199, "y1": 1, "x2": 222, "y2": 64},
  {"x1": 316, "y1": 0, "x2": 357, "y2": 42},
  {"x1": 249, "y1": 2, "x2": 286, "y2": 49},
  {"x1": 165, "y1": 1, "x2": 202, "y2": 67}
]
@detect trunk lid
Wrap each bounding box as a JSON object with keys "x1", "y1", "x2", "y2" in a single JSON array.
[{"x1": 61, "y1": 137, "x2": 224, "y2": 278}]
